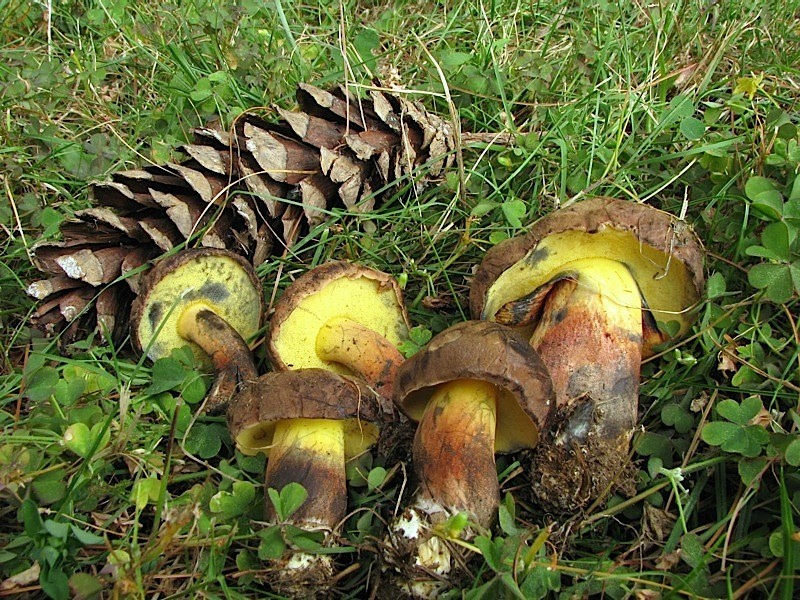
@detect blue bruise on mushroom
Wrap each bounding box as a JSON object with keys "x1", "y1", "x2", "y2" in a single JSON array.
[
  {"x1": 558, "y1": 400, "x2": 594, "y2": 444},
  {"x1": 524, "y1": 246, "x2": 550, "y2": 266},
  {"x1": 148, "y1": 301, "x2": 164, "y2": 331},
  {"x1": 184, "y1": 282, "x2": 230, "y2": 304},
  {"x1": 146, "y1": 283, "x2": 230, "y2": 331}
]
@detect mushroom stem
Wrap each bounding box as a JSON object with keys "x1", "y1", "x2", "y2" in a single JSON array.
[
  {"x1": 527, "y1": 258, "x2": 642, "y2": 442},
  {"x1": 315, "y1": 316, "x2": 404, "y2": 397},
  {"x1": 523, "y1": 258, "x2": 642, "y2": 508},
  {"x1": 177, "y1": 305, "x2": 258, "y2": 412},
  {"x1": 413, "y1": 379, "x2": 499, "y2": 529},
  {"x1": 264, "y1": 418, "x2": 347, "y2": 530}
]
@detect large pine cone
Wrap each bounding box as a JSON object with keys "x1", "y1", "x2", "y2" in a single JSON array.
[{"x1": 27, "y1": 83, "x2": 455, "y2": 344}]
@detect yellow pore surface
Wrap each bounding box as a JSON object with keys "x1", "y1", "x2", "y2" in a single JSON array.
[
  {"x1": 273, "y1": 276, "x2": 408, "y2": 372},
  {"x1": 137, "y1": 255, "x2": 261, "y2": 362},
  {"x1": 483, "y1": 229, "x2": 699, "y2": 337},
  {"x1": 236, "y1": 417, "x2": 379, "y2": 459},
  {"x1": 535, "y1": 257, "x2": 642, "y2": 343}
]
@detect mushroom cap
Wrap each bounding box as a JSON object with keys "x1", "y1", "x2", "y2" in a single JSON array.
[
  {"x1": 394, "y1": 320, "x2": 555, "y2": 453},
  {"x1": 228, "y1": 368, "x2": 382, "y2": 457},
  {"x1": 268, "y1": 260, "x2": 410, "y2": 372},
  {"x1": 469, "y1": 197, "x2": 705, "y2": 342},
  {"x1": 131, "y1": 248, "x2": 262, "y2": 362}
]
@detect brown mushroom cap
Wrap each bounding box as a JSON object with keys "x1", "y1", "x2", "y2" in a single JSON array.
[
  {"x1": 268, "y1": 260, "x2": 410, "y2": 372},
  {"x1": 469, "y1": 197, "x2": 705, "y2": 342},
  {"x1": 131, "y1": 248, "x2": 262, "y2": 363},
  {"x1": 394, "y1": 320, "x2": 554, "y2": 452},
  {"x1": 228, "y1": 368, "x2": 382, "y2": 457}
]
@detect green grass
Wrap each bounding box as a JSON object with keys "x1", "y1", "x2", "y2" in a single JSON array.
[{"x1": 2, "y1": 0, "x2": 800, "y2": 597}]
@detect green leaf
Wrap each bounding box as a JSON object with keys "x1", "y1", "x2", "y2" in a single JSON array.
[
  {"x1": 367, "y1": 466, "x2": 387, "y2": 491},
  {"x1": 267, "y1": 487, "x2": 282, "y2": 519},
  {"x1": 790, "y1": 261, "x2": 800, "y2": 295},
  {"x1": 489, "y1": 230, "x2": 509, "y2": 245},
  {"x1": 286, "y1": 527, "x2": 324, "y2": 551},
  {"x1": 209, "y1": 480, "x2": 256, "y2": 519},
  {"x1": 702, "y1": 422, "x2": 769, "y2": 457},
  {"x1": 32, "y1": 470, "x2": 67, "y2": 505},
  {"x1": 501, "y1": 199, "x2": 526, "y2": 228},
  {"x1": 25, "y1": 366, "x2": 60, "y2": 402},
  {"x1": 471, "y1": 200, "x2": 499, "y2": 217},
  {"x1": 661, "y1": 404, "x2": 694, "y2": 434},
  {"x1": 769, "y1": 530, "x2": 784, "y2": 557},
  {"x1": 745, "y1": 177, "x2": 783, "y2": 215},
  {"x1": 520, "y1": 564, "x2": 562, "y2": 599},
  {"x1": 189, "y1": 78, "x2": 212, "y2": 102},
  {"x1": 40, "y1": 565, "x2": 70, "y2": 600},
  {"x1": 353, "y1": 28, "x2": 379, "y2": 69},
  {"x1": 679, "y1": 117, "x2": 705, "y2": 140},
  {"x1": 279, "y1": 483, "x2": 308, "y2": 519},
  {"x1": 749, "y1": 263, "x2": 794, "y2": 304},
  {"x1": 44, "y1": 519, "x2": 70, "y2": 540},
  {"x1": 738, "y1": 457, "x2": 768, "y2": 487},
  {"x1": 69, "y1": 524, "x2": 105, "y2": 546},
  {"x1": 680, "y1": 533, "x2": 705, "y2": 568},
  {"x1": 760, "y1": 222, "x2": 791, "y2": 261},
  {"x1": 409, "y1": 326, "x2": 432, "y2": 346},
  {"x1": 717, "y1": 397, "x2": 763, "y2": 425},
  {"x1": 706, "y1": 272, "x2": 726, "y2": 299},
  {"x1": 146, "y1": 357, "x2": 187, "y2": 395},
  {"x1": 784, "y1": 438, "x2": 800, "y2": 466},
  {"x1": 439, "y1": 50, "x2": 474, "y2": 70},
  {"x1": 474, "y1": 535, "x2": 501, "y2": 572},
  {"x1": 53, "y1": 378, "x2": 86, "y2": 406},
  {"x1": 68, "y1": 572, "x2": 103, "y2": 600},
  {"x1": 183, "y1": 423, "x2": 223, "y2": 459},
  {"x1": 662, "y1": 95, "x2": 694, "y2": 124},
  {"x1": 789, "y1": 175, "x2": 800, "y2": 203},
  {"x1": 63, "y1": 423, "x2": 93, "y2": 458},
  {"x1": 744, "y1": 175, "x2": 778, "y2": 200},
  {"x1": 131, "y1": 478, "x2": 161, "y2": 511},
  {"x1": 181, "y1": 374, "x2": 208, "y2": 405},
  {"x1": 498, "y1": 504, "x2": 519, "y2": 536},
  {"x1": 257, "y1": 526, "x2": 286, "y2": 560}
]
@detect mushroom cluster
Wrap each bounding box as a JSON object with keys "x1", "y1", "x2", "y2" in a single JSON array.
[{"x1": 120, "y1": 196, "x2": 704, "y2": 598}]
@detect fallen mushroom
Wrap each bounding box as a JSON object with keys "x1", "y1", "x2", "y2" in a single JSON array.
[
  {"x1": 268, "y1": 260, "x2": 410, "y2": 398},
  {"x1": 131, "y1": 248, "x2": 262, "y2": 412},
  {"x1": 227, "y1": 368, "x2": 381, "y2": 594},
  {"x1": 387, "y1": 320, "x2": 554, "y2": 597},
  {"x1": 470, "y1": 197, "x2": 705, "y2": 510}
]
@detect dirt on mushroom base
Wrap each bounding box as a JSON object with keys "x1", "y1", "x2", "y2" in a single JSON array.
[{"x1": 527, "y1": 400, "x2": 637, "y2": 513}]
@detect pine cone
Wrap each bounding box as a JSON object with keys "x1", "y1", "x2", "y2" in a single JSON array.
[{"x1": 27, "y1": 83, "x2": 455, "y2": 343}]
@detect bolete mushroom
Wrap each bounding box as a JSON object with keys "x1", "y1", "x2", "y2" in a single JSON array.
[
  {"x1": 131, "y1": 248, "x2": 262, "y2": 412},
  {"x1": 469, "y1": 197, "x2": 705, "y2": 510},
  {"x1": 268, "y1": 260, "x2": 410, "y2": 398},
  {"x1": 227, "y1": 368, "x2": 381, "y2": 592},
  {"x1": 387, "y1": 320, "x2": 554, "y2": 596}
]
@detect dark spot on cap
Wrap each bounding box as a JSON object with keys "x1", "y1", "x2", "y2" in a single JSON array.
[
  {"x1": 184, "y1": 282, "x2": 229, "y2": 304},
  {"x1": 148, "y1": 301, "x2": 164, "y2": 331},
  {"x1": 525, "y1": 246, "x2": 550, "y2": 267}
]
